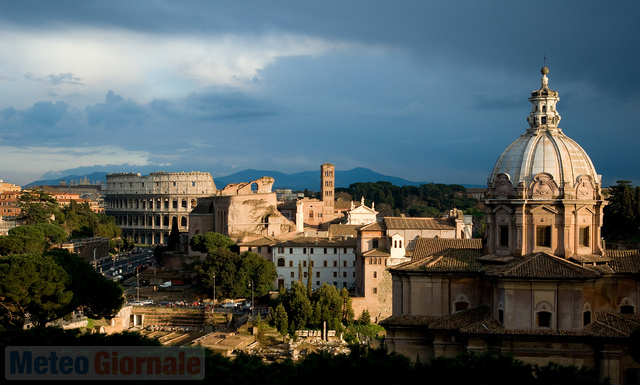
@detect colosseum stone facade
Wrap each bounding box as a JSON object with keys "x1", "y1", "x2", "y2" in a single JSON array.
[{"x1": 104, "y1": 172, "x2": 216, "y2": 244}]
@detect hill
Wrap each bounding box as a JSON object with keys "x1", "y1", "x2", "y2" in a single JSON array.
[{"x1": 24, "y1": 168, "x2": 482, "y2": 191}]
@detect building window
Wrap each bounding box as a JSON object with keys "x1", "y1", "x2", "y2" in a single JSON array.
[
  {"x1": 373, "y1": 271, "x2": 377, "y2": 279},
  {"x1": 316, "y1": 272, "x2": 320, "y2": 278},
  {"x1": 290, "y1": 272, "x2": 294, "y2": 278},
  {"x1": 372, "y1": 287, "x2": 377, "y2": 294},
  {"x1": 579, "y1": 226, "x2": 590, "y2": 247},
  {"x1": 583, "y1": 311, "x2": 592, "y2": 326},
  {"x1": 290, "y1": 248, "x2": 293, "y2": 254},
  {"x1": 333, "y1": 272, "x2": 337, "y2": 278},
  {"x1": 289, "y1": 261, "x2": 293, "y2": 267},
  {"x1": 303, "y1": 261, "x2": 307, "y2": 267},
  {"x1": 537, "y1": 311, "x2": 552, "y2": 328},
  {"x1": 536, "y1": 225, "x2": 551, "y2": 247},
  {"x1": 310, "y1": 248, "x2": 314, "y2": 254},
  {"x1": 303, "y1": 248, "x2": 307, "y2": 254},
  {"x1": 499, "y1": 225, "x2": 509, "y2": 247},
  {"x1": 333, "y1": 261, "x2": 337, "y2": 267},
  {"x1": 342, "y1": 271, "x2": 347, "y2": 278},
  {"x1": 324, "y1": 260, "x2": 327, "y2": 267},
  {"x1": 277, "y1": 258, "x2": 285, "y2": 267},
  {"x1": 372, "y1": 239, "x2": 379, "y2": 248}
]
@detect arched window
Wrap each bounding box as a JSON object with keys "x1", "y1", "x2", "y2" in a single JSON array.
[
  {"x1": 453, "y1": 294, "x2": 470, "y2": 313},
  {"x1": 620, "y1": 297, "x2": 636, "y2": 314},
  {"x1": 277, "y1": 258, "x2": 285, "y2": 267},
  {"x1": 535, "y1": 301, "x2": 554, "y2": 328}
]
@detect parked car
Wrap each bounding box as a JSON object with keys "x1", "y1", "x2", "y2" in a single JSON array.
[
  {"x1": 222, "y1": 301, "x2": 235, "y2": 308},
  {"x1": 142, "y1": 299, "x2": 153, "y2": 305},
  {"x1": 129, "y1": 301, "x2": 144, "y2": 306}
]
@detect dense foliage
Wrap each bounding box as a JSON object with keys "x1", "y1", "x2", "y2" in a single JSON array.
[
  {"x1": 0, "y1": 250, "x2": 123, "y2": 329},
  {"x1": 191, "y1": 234, "x2": 277, "y2": 300},
  {"x1": 270, "y1": 282, "x2": 355, "y2": 335},
  {"x1": 336, "y1": 181, "x2": 481, "y2": 217},
  {"x1": 603, "y1": 180, "x2": 640, "y2": 241},
  {"x1": 0, "y1": 327, "x2": 610, "y2": 385}
]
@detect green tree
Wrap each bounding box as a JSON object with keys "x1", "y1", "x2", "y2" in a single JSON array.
[
  {"x1": 0, "y1": 254, "x2": 73, "y2": 328},
  {"x1": 239, "y1": 251, "x2": 277, "y2": 297},
  {"x1": 312, "y1": 284, "x2": 343, "y2": 331},
  {"x1": 271, "y1": 302, "x2": 289, "y2": 335},
  {"x1": 47, "y1": 249, "x2": 124, "y2": 320},
  {"x1": 357, "y1": 309, "x2": 371, "y2": 325},
  {"x1": 189, "y1": 232, "x2": 236, "y2": 255},
  {"x1": 2, "y1": 223, "x2": 68, "y2": 254},
  {"x1": 288, "y1": 281, "x2": 312, "y2": 332},
  {"x1": 604, "y1": 180, "x2": 639, "y2": 240},
  {"x1": 16, "y1": 190, "x2": 59, "y2": 225}
]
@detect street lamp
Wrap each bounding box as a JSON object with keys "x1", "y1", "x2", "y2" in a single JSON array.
[
  {"x1": 212, "y1": 272, "x2": 216, "y2": 312},
  {"x1": 248, "y1": 279, "x2": 254, "y2": 317}
]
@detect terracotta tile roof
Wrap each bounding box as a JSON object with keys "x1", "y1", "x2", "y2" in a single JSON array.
[
  {"x1": 604, "y1": 249, "x2": 640, "y2": 274},
  {"x1": 238, "y1": 236, "x2": 282, "y2": 246},
  {"x1": 392, "y1": 248, "x2": 483, "y2": 272},
  {"x1": 328, "y1": 224, "x2": 361, "y2": 237},
  {"x1": 412, "y1": 237, "x2": 482, "y2": 260},
  {"x1": 274, "y1": 237, "x2": 357, "y2": 248},
  {"x1": 381, "y1": 306, "x2": 640, "y2": 339},
  {"x1": 379, "y1": 313, "x2": 438, "y2": 326},
  {"x1": 363, "y1": 248, "x2": 391, "y2": 257},
  {"x1": 482, "y1": 252, "x2": 600, "y2": 279},
  {"x1": 359, "y1": 221, "x2": 386, "y2": 231},
  {"x1": 384, "y1": 217, "x2": 456, "y2": 230}
]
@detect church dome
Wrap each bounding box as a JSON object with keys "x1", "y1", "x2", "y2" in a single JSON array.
[{"x1": 489, "y1": 67, "x2": 599, "y2": 190}]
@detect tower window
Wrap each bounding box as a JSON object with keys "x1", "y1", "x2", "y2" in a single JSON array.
[
  {"x1": 536, "y1": 226, "x2": 551, "y2": 247},
  {"x1": 579, "y1": 226, "x2": 590, "y2": 247},
  {"x1": 499, "y1": 226, "x2": 509, "y2": 247}
]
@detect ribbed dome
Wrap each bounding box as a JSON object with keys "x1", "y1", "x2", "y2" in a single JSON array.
[
  {"x1": 489, "y1": 67, "x2": 599, "y2": 188},
  {"x1": 490, "y1": 128, "x2": 598, "y2": 187}
]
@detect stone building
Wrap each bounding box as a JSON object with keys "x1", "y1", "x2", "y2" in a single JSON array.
[
  {"x1": 381, "y1": 67, "x2": 640, "y2": 385},
  {"x1": 104, "y1": 171, "x2": 216, "y2": 244},
  {"x1": 352, "y1": 213, "x2": 472, "y2": 322},
  {"x1": 188, "y1": 176, "x2": 296, "y2": 251},
  {"x1": 272, "y1": 236, "x2": 357, "y2": 290}
]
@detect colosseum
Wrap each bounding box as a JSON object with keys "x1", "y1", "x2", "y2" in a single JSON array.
[{"x1": 104, "y1": 172, "x2": 216, "y2": 244}]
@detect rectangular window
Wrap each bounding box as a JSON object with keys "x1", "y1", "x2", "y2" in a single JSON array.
[
  {"x1": 536, "y1": 226, "x2": 552, "y2": 247},
  {"x1": 324, "y1": 248, "x2": 327, "y2": 254},
  {"x1": 579, "y1": 226, "x2": 590, "y2": 247},
  {"x1": 310, "y1": 248, "x2": 314, "y2": 254},
  {"x1": 372, "y1": 239, "x2": 379, "y2": 248},
  {"x1": 290, "y1": 272, "x2": 294, "y2": 278},
  {"x1": 303, "y1": 248, "x2": 307, "y2": 254},
  {"x1": 290, "y1": 248, "x2": 293, "y2": 254},
  {"x1": 303, "y1": 261, "x2": 307, "y2": 267},
  {"x1": 499, "y1": 225, "x2": 509, "y2": 247},
  {"x1": 289, "y1": 261, "x2": 293, "y2": 267},
  {"x1": 333, "y1": 271, "x2": 337, "y2": 278},
  {"x1": 333, "y1": 261, "x2": 337, "y2": 267},
  {"x1": 316, "y1": 272, "x2": 320, "y2": 278},
  {"x1": 323, "y1": 260, "x2": 327, "y2": 267}
]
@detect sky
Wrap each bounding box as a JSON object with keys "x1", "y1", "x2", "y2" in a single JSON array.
[{"x1": 0, "y1": 1, "x2": 638, "y2": 188}]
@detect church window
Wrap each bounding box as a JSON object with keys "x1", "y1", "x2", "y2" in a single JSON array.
[
  {"x1": 309, "y1": 210, "x2": 314, "y2": 219},
  {"x1": 535, "y1": 301, "x2": 554, "y2": 328},
  {"x1": 536, "y1": 226, "x2": 551, "y2": 247},
  {"x1": 583, "y1": 311, "x2": 592, "y2": 326},
  {"x1": 537, "y1": 311, "x2": 552, "y2": 328},
  {"x1": 499, "y1": 225, "x2": 509, "y2": 247},
  {"x1": 541, "y1": 116, "x2": 547, "y2": 124},
  {"x1": 579, "y1": 226, "x2": 590, "y2": 247}
]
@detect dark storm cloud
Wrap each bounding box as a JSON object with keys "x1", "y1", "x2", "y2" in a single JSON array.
[
  {"x1": 85, "y1": 91, "x2": 148, "y2": 128},
  {"x1": 23, "y1": 101, "x2": 68, "y2": 127}
]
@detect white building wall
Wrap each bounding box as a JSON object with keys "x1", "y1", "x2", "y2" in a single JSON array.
[{"x1": 274, "y1": 245, "x2": 356, "y2": 290}]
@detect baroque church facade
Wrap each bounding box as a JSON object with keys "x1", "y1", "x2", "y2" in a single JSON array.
[{"x1": 381, "y1": 68, "x2": 640, "y2": 385}]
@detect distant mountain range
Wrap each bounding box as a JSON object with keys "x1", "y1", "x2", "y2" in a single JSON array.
[{"x1": 25, "y1": 168, "x2": 483, "y2": 191}]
